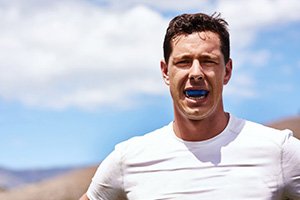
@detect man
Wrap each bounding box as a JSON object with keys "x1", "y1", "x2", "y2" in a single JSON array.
[{"x1": 80, "y1": 12, "x2": 300, "y2": 200}]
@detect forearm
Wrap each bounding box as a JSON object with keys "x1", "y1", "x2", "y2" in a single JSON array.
[{"x1": 79, "y1": 193, "x2": 89, "y2": 200}]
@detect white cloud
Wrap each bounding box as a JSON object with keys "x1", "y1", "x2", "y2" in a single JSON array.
[
  {"x1": 0, "y1": 1, "x2": 168, "y2": 109},
  {"x1": 216, "y1": 0, "x2": 300, "y2": 49},
  {"x1": 216, "y1": 0, "x2": 300, "y2": 101},
  {"x1": 232, "y1": 50, "x2": 271, "y2": 70},
  {"x1": 0, "y1": 0, "x2": 299, "y2": 110},
  {"x1": 89, "y1": 0, "x2": 213, "y2": 13},
  {"x1": 224, "y1": 74, "x2": 257, "y2": 99}
]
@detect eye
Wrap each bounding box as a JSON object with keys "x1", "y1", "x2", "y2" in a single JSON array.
[
  {"x1": 204, "y1": 60, "x2": 215, "y2": 63},
  {"x1": 202, "y1": 60, "x2": 217, "y2": 65},
  {"x1": 175, "y1": 59, "x2": 191, "y2": 67}
]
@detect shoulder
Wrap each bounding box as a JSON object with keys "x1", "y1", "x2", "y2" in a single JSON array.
[
  {"x1": 238, "y1": 116, "x2": 293, "y2": 147},
  {"x1": 114, "y1": 122, "x2": 173, "y2": 156}
]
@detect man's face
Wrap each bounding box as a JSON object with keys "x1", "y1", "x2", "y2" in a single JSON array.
[{"x1": 161, "y1": 31, "x2": 232, "y2": 121}]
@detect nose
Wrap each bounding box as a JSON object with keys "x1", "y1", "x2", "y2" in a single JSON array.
[{"x1": 189, "y1": 60, "x2": 204, "y2": 81}]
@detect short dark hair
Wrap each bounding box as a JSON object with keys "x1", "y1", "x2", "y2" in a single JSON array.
[{"x1": 163, "y1": 12, "x2": 230, "y2": 64}]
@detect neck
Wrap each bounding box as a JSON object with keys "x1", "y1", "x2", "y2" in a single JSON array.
[{"x1": 173, "y1": 111, "x2": 229, "y2": 141}]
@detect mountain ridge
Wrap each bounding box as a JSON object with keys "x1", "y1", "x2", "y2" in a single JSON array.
[{"x1": 0, "y1": 166, "x2": 73, "y2": 190}]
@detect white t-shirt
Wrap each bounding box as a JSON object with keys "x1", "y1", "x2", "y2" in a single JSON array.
[{"x1": 87, "y1": 115, "x2": 300, "y2": 200}]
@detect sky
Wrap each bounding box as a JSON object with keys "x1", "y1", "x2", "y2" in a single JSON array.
[{"x1": 0, "y1": 0, "x2": 300, "y2": 170}]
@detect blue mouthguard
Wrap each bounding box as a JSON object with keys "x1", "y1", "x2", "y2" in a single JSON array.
[{"x1": 185, "y1": 90, "x2": 209, "y2": 97}]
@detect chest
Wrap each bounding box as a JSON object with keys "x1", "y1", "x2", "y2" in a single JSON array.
[{"x1": 123, "y1": 146, "x2": 283, "y2": 200}]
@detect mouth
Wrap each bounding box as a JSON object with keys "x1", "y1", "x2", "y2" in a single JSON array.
[{"x1": 184, "y1": 89, "x2": 209, "y2": 99}]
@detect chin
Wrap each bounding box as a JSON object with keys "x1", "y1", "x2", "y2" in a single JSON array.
[
  {"x1": 184, "y1": 102, "x2": 221, "y2": 120},
  {"x1": 184, "y1": 110, "x2": 211, "y2": 121},
  {"x1": 187, "y1": 115, "x2": 208, "y2": 121}
]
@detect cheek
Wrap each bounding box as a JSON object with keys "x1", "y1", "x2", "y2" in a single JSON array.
[
  {"x1": 206, "y1": 71, "x2": 225, "y2": 89},
  {"x1": 169, "y1": 72, "x2": 188, "y2": 99},
  {"x1": 170, "y1": 69, "x2": 187, "y2": 85}
]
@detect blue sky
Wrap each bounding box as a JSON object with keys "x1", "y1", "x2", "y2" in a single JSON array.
[{"x1": 0, "y1": 0, "x2": 300, "y2": 169}]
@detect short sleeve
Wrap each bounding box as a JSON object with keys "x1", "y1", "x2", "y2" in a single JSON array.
[
  {"x1": 282, "y1": 132, "x2": 300, "y2": 199},
  {"x1": 86, "y1": 147, "x2": 127, "y2": 200}
]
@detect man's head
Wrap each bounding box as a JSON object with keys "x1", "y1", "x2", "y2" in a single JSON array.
[
  {"x1": 163, "y1": 13, "x2": 230, "y2": 65},
  {"x1": 160, "y1": 12, "x2": 232, "y2": 122}
]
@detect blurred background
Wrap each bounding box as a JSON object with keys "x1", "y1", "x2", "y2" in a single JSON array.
[{"x1": 0, "y1": 0, "x2": 300, "y2": 199}]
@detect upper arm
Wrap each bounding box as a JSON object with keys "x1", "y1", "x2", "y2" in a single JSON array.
[
  {"x1": 86, "y1": 148, "x2": 127, "y2": 200},
  {"x1": 282, "y1": 135, "x2": 300, "y2": 198}
]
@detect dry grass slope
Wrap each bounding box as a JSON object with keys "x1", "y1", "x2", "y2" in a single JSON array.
[
  {"x1": 267, "y1": 116, "x2": 300, "y2": 139},
  {"x1": 0, "y1": 166, "x2": 97, "y2": 200}
]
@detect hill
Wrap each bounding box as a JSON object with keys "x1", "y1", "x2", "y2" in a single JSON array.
[
  {"x1": 0, "y1": 166, "x2": 97, "y2": 200},
  {"x1": 267, "y1": 115, "x2": 300, "y2": 139},
  {"x1": 0, "y1": 167, "x2": 72, "y2": 190}
]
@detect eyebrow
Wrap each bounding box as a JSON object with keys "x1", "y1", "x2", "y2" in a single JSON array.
[
  {"x1": 173, "y1": 53, "x2": 219, "y2": 60},
  {"x1": 173, "y1": 54, "x2": 191, "y2": 61},
  {"x1": 200, "y1": 53, "x2": 219, "y2": 60}
]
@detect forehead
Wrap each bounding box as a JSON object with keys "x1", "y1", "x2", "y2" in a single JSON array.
[{"x1": 171, "y1": 31, "x2": 221, "y2": 57}]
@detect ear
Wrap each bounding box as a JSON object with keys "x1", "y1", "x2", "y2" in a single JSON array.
[
  {"x1": 160, "y1": 60, "x2": 170, "y2": 85},
  {"x1": 223, "y1": 58, "x2": 232, "y2": 85}
]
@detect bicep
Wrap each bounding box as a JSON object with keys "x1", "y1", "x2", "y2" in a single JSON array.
[
  {"x1": 282, "y1": 135, "x2": 300, "y2": 198},
  {"x1": 86, "y1": 149, "x2": 127, "y2": 200}
]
